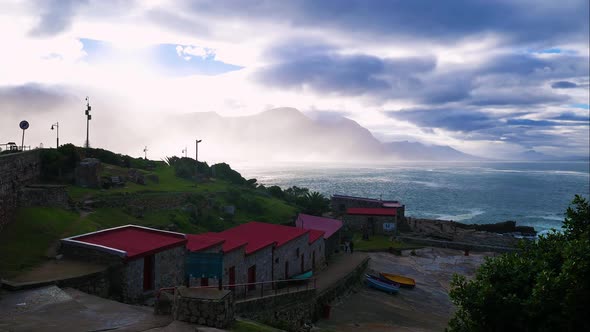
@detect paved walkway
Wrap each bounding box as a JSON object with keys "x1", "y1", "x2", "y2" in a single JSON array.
[
  {"x1": 315, "y1": 252, "x2": 368, "y2": 291},
  {"x1": 0, "y1": 286, "x2": 171, "y2": 332}
]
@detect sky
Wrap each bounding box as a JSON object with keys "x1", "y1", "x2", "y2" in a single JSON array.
[{"x1": 0, "y1": 0, "x2": 589, "y2": 161}]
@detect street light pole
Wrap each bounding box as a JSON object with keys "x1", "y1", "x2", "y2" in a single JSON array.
[
  {"x1": 195, "y1": 139, "x2": 202, "y2": 178},
  {"x1": 51, "y1": 122, "x2": 59, "y2": 148}
]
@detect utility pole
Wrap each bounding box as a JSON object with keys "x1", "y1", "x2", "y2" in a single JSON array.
[
  {"x1": 51, "y1": 122, "x2": 59, "y2": 148},
  {"x1": 86, "y1": 96, "x2": 92, "y2": 149},
  {"x1": 84, "y1": 97, "x2": 92, "y2": 149}
]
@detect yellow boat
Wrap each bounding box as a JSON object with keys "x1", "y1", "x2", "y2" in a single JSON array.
[{"x1": 379, "y1": 273, "x2": 416, "y2": 288}]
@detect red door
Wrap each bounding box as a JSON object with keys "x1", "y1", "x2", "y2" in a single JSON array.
[
  {"x1": 143, "y1": 255, "x2": 154, "y2": 291},
  {"x1": 301, "y1": 254, "x2": 304, "y2": 273},
  {"x1": 247, "y1": 265, "x2": 256, "y2": 290}
]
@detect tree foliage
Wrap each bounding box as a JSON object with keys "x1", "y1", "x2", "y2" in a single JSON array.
[{"x1": 447, "y1": 195, "x2": 590, "y2": 332}]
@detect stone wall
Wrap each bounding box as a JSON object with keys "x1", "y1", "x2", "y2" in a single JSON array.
[
  {"x1": 236, "y1": 289, "x2": 317, "y2": 331},
  {"x1": 56, "y1": 269, "x2": 111, "y2": 298},
  {"x1": 173, "y1": 287, "x2": 234, "y2": 329},
  {"x1": 274, "y1": 234, "x2": 311, "y2": 280},
  {"x1": 344, "y1": 214, "x2": 398, "y2": 235},
  {"x1": 60, "y1": 241, "x2": 123, "y2": 266},
  {"x1": 0, "y1": 150, "x2": 41, "y2": 231},
  {"x1": 307, "y1": 238, "x2": 325, "y2": 271},
  {"x1": 325, "y1": 231, "x2": 341, "y2": 258},
  {"x1": 18, "y1": 185, "x2": 68, "y2": 208},
  {"x1": 235, "y1": 257, "x2": 370, "y2": 332},
  {"x1": 155, "y1": 246, "x2": 186, "y2": 291}
]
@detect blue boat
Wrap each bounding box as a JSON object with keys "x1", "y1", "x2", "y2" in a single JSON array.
[
  {"x1": 365, "y1": 274, "x2": 400, "y2": 294},
  {"x1": 366, "y1": 273, "x2": 401, "y2": 288},
  {"x1": 292, "y1": 270, "x2": 313, "y2": 280}
]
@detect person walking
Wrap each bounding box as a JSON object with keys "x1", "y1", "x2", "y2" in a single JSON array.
[{"x1": 350, "y1": 241, "x2": 354, "y2": 254}]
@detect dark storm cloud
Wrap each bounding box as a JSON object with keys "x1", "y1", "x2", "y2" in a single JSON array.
[
  {"x1": 551, "y1": 112, "x2": 590, "y2": 122},
  {"x1": 470, "y1": 92, "x2": 569, "y2": 106},
  {"x1": 551, "y1": 81, "x2": 579, "y2": 89},
  {"x1": 386, "y1": 108, "x2": 499, "y2": 132},
  {"x1": 0, "y1": 84, "x2": 77, "y2": 111},
  {"x1": 181, "y1": 0, "x2": 589, "y2": 44},
  {"x1": 256, "y1": 43, "x2": 436, "y2": 97},
  {"x1": 29, "y1": 0, "x2": 87, "y2": 37},
  {"x1": 28, "y1": 0, "x2": 135, "y2": 37}
]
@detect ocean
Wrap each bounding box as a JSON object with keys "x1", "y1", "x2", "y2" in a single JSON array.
[{"x1": 236, "y1": 161, "x2": 590, "y2": 233}]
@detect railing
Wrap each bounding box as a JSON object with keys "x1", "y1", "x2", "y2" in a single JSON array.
[{"x1": 157, "y1": 277, "x2": 317, "y2": 301}]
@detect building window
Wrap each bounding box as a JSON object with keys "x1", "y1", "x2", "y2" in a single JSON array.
[{"x1": 296, "y1": 248, "x2": 300, "y2": 257}]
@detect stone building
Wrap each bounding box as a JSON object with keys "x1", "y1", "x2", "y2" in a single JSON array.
[
  {"x1": 60, "y1": 225, "x2": 187, "y2": 303},
  {"x1": 186, "y1": 222, "x2": 325, "y2": 294},
  {"x1": 344, "y1": 208, "x2": 399, "y2": 236},
  {"x1": 331, "y1": 194, "x2": 405, "y2": 220},
  {"x1": 296, "y1": 213, "x2": 343, "y2": 258}
]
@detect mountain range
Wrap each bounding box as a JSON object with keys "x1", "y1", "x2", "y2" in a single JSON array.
[{"x1": 163, "y1": 107, "x2": 482, "y2": 162}]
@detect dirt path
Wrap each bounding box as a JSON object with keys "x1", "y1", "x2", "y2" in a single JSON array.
[{"x1": 316, "y1": 248, "x2": 494, "y2": 332}]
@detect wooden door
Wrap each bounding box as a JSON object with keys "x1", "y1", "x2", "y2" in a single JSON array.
[
  {"x1": 300, "y1": 254, "x2": 304, "y2": 273},
  {"x1": 228, "y1": 266, "x2": 235, "y2": 289},
  {"x1": 143, "y1": 255, "x2": 154, "y2": 291},
  {"x1": 285, "y1": 261, "x2": 289, "y2": 279},
  {"x1": 247, "y1": 265, "x2": 256, "y2": 290}
]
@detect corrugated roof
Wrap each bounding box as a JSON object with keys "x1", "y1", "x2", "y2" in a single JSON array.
[
  {"x1": 186, "y1": 234, "x2": 225, "y2": 252},
  {"x1": 346, "y1": 208, "x2": 397, "y2": 216},
  {"x1": 308, "y1": 229, "x2": 326, "y2": 244},
  {"x1": 296, "y1": 213, "x2": 342, "y2": 239},
  {"x1": 188, "y1": 222, "x2": 310, "y2": 255},
  {"x1": 64, "y1": 225, "x2": 187, "y2": 260}
]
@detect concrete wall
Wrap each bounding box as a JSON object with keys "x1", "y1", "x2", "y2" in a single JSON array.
[{"x1": 0, "y1": 150, "x2": 41, "y2": 231}]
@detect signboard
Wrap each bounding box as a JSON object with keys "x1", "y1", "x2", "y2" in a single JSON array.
[
  {"x1": 186, "y1": 252, "x2": 223, "y2": 279},
  {"x1": 19, "y1": 120, "x2": 29, "y2": 130},
  {"x1": 383, "y1": 222, "x2": 396, "y2": 232}
]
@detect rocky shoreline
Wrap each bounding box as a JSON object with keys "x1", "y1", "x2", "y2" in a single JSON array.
[{"x1": 398, "y1": 218, "x2": 536, "y2": 250}]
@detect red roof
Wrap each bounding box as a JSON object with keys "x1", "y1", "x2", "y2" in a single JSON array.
[
  {"x1": 296, "y1": 213, "x2": 342, "y2": 239},
  {"x1": 188, "y1": 222, "x2": 310, "y2": 255},
  {"x1": 65, "y1": 225, "x2": 186, "y2": 260},
  {"x1": 308, "y1": 229, "x2": 325, "y2": 244},
  {"x1": 346, "y1": 208, "x2": 397, "y2": 216},
  {"x1": 186, "y1": 234, "x2": 225, "y2": 252}
]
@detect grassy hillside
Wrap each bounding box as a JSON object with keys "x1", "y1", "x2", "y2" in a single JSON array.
[{"x1": 0, "y1": 155, "x2": 299, "y2": 277}]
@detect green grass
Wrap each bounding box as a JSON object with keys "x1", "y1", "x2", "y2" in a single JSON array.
[
  {"x1": 231, "y1": 319, "x2": 283, "y2": 332},
  {"x1": 4, "y1": 163, "x2": 299, "y2": 277},
  {"x1": 67, "y1": 164, "x2": 230, "y2": 201},
  {"x1": 0, "y1": 207, "x2": 86, "y2": 277}
]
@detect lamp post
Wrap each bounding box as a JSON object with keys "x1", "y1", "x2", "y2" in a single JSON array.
[
  {"x1": 51, "y1": 122, "x2": 59, "y2": 148},
  {"x1": 195, "y1": 139, "x2": 202, "y2": 162},
  {"x1": 143, "y1": 146, "x2": 148, "y2": 160},
  {"x1": 195, "y1": 139, "x2": 202, "y2": 178},
  {"x1": 84, "y1": 97, "x2": 92, "y2": 149}
]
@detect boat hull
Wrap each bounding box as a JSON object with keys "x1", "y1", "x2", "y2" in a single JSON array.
[
  {"x1": 380, "y1": 273, "x2": 416, "y2": 288},
  {"x1": 365, "y1": 275, "x2": 400, "y2": 294}
]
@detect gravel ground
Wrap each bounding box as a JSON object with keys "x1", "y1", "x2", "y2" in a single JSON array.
[{"x1": 316, "y1": 248, "x2": 496, "y2": 332}]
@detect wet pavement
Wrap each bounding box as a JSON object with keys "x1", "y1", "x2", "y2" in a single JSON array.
[
  {"x1": 316, "y1": 248, "x2": 495, "y2": 332},
  {"x1": 0, "y1": 286, "x2": 171, "y2": 332}
]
